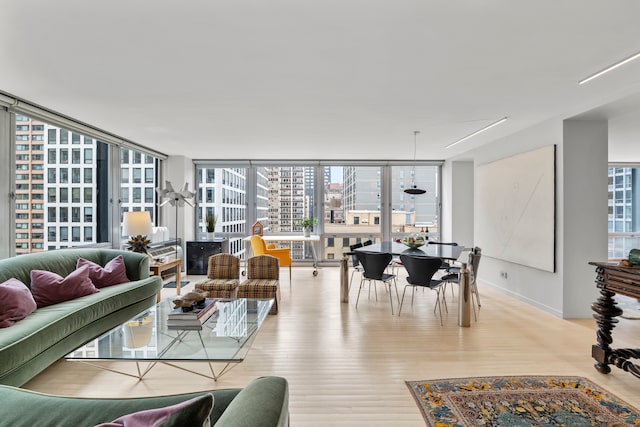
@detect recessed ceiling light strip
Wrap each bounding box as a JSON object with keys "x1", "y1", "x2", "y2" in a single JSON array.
[
  {"x1": 579, "y1": 50, "x2": 640, "y2": 85},
  {"x1": 446, "y1": 117, "x2": 508, "y2": 149}
]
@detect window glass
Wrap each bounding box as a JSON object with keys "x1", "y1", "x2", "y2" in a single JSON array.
[
  {"x1": 265, "y1": 166, "x2": 315, "y2": 261},
  {"x1": 391, "y1": 165, "x2": 439, "y2": 240},
  {"x1": 12, "y1": 115, "x2": 115, "y2": 253},
  {"x1": 608, "y1": 166, "x2": 640, "y2": 259},
  {"x1": 195, "y1": 166, "x2": 247, "y2": 257},
  {"x1": 195, "y1": 163, "x2": 442, "y2": 263},
  {"x1": 323, "y1": 166, "x2": 382, "y2": 260},
  {"x1": 119, "y1": 147, "x2": 159, "y2": 239}
]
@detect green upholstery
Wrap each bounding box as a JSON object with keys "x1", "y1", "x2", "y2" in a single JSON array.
[
  {"x1": 0, "y1": 376, "x2": 289, "y2": 427},
  {"x1": 0, "y1": 249, "x2": 162, "y2": 386}
]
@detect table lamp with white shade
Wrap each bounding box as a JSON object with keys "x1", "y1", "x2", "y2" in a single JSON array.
[{"x1": 123, "y1": 211, "x2": 153, "y2": 253}]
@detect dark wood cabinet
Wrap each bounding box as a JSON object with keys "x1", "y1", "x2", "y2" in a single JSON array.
[{"x1": 186, "y1": 239, "x2": 229, "y2": 275}]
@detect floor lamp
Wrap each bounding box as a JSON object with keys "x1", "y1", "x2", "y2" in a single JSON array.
[{"x1": 156, "y1": 180, "x2": 195, "y2": 286}]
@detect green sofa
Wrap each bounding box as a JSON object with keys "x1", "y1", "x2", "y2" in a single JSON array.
[
  {"x1": 0, "y1": 376, "x2": 289, "y2": 427},
  {"x1": 0, "y1": 248, "x2": 162, "y2": 387}
]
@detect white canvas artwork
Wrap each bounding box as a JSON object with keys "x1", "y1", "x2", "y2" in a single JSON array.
[{"x1": 475, "y1": 145, "x2": 556, "y2": 272}]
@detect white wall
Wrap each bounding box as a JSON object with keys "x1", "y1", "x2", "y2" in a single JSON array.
[
  {"x1": 443, "y1": 161, "x2": 474, "y2": 248},
  {"x1": 467, "y1": 120, "x2": 565, "y2": 316},
  {"x1": 461, "y1": 118, "x2": 608, "y2": 318},
  {"x1": 562, "y1": 120, "x2": 608, "y2": 317},
  {"x1": 609, "y1": 110, "x2": 640, "y2": 162}
]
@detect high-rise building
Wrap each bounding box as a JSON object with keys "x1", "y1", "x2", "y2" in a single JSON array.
[
  {"x1": 15, "y1": 115, "x2": 45, "y2": 254},
  {"x1": 608, "y1": 167, "x2": 640, "y2": 233},
  {"x1": 268, "y1": 167, "x2": 307, "y2": 233},
  {"x1": 44, "y1": 125, "x2": 98, "y2": 250},
  {"x1": 15, "y1": 117, "x2": 158, "y2": 253},
  {"x1": 196, "y1": 167, "x2": 247, "y2": 256},
  {"x1": 608, "y1": 166, "x2": 640, "y2": 259},
  {"x1": 343, "y1": 166, "x2": 438, "y2": 225}
]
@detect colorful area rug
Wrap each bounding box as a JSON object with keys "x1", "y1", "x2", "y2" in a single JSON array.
[{"x1": 406, "y1": 375, "x2": 640, "y2": 426}]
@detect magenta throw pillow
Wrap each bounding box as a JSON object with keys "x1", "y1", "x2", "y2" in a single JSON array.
[
  {"x1": 0, "y1": 278, "x2": 37, "y2": 328},
  {"x1": 77, "y1": 255, "x2": 130, "y2": 288},
  {"x1": 94, "y1": 393, "x2": 214, "y2": 427},
  {"x1": 30, "y1": 266, "x2": 99, "y2": 308}
]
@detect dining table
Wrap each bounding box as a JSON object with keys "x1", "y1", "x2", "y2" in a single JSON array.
[
  {"x1": 342, "y1": 241, "x2": 464, "y2": 301},
  {"x1": 354, "y1": 241, "x2": 464, "y2": 261},
  {"x1": 342, "y1": 241, "x2": 469, "y2": 325}
]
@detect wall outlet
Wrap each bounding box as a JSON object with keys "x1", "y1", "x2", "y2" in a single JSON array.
[{"x1": 500, "y1": 271, "x2": 508, "y2": 279}]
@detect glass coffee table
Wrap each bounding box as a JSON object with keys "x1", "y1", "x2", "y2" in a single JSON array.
[{"x1": 66, "y1": 298, "x2": 274, "y2": 381}]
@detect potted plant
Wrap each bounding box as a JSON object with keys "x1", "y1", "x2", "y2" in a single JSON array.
[
  {"x1": 205, "y1": 214, "x2": 217, "y2": 239},
  {"x1": 297, "y1": 217, "x2": 318, "y2": 237}
]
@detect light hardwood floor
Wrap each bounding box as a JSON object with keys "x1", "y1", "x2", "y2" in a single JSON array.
[{"x1": 24, "y1": 266, "x2": 640, "y2": 426}]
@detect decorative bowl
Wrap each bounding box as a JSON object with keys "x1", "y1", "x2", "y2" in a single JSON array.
[{"x1": 402, "y1": 235, "x2": 426, "y2": 249}]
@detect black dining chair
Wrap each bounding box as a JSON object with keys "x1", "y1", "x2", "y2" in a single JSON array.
[
  {"x1": 427, "y1": 241, "x2": 460, "y2": 298},
  {"x1": 348, "y1": 242, "x2": 364, "y2": 292},
  {"x1": 398, "y1": 254, "x2": 446, "y2": 324},
  {"x1": 348, "y1": 239, "x2": 374, "y2": 292},
  {"x1": 427, "y1": 241, "x2": 459, "y2": 270},
  {"x1": 355, "y1": 251, "x2": 399, "y2": 315}
]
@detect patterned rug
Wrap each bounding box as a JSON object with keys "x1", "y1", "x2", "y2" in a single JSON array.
[{"x1": 406, "y1": 375, "x2": 640, "y2": 426}]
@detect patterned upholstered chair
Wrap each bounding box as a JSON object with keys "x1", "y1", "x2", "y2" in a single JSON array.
[
  {"x1": 194, "y1": 253, "x2": 240, "y2": 299},
  {"x1": 238, "y1": 254, "x2": 281, "y2": 315}
]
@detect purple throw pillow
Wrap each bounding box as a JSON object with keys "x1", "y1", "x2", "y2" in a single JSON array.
[
  {"x1": 30, "y1": 265, "x2": 99, "y2": 308},
  {"x1": 0, "y1": 278, "x2": 37, "y2": 328},
  {"x1": 94, "y1": 393, "x2": 214, "y2": 427},
  {"x1": 77, "y1": 255, "x2": 130, "y2": 288}
]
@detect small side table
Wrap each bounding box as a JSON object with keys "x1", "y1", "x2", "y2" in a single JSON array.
[{"x1": 150, "y1": 258, "x2": 182, "y2": 302}]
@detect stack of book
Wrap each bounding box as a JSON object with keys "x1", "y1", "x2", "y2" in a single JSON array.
[{"x1": 167, "y1": 299, "x2": 218, "y2": 330}]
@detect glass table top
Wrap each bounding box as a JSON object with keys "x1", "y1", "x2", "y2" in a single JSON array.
[{"x1": 66, "y1": 298, "x2": 274, "y2": 363}]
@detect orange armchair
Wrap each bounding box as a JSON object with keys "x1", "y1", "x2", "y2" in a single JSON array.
[{"x1": 250, "y1": 235, "x2": 292, "y2": 281}]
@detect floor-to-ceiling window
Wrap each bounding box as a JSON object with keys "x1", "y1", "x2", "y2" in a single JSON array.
[
  {"x1": 323, "y1": 165, "x2": 382, "y2": 259},
  {"x1": 194, "y1": 165, "x2": 317, "y2": 261},
  {"x1": 390, "y1": 165, "x2": 439, "y2": 239},
  {"x1": 196, "y1": 162, "x2": 441, "y2": 263},
  {"x1": 10, "y1": 111, "x2": 163, "y2": 255},
  {"x1": 195, "y1": 166, "x2": 248, "y2": 257},
  {"x1": 14, "y1": 115, "x2": 107, "y2": 252},
  {"x1": 608, "y1": 166, "x2": 640, "y2": 259},
  {"x1": 119, "y1": 147, "x2": 159, "y2": 227}
]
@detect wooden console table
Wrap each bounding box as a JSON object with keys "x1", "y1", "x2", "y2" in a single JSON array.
[
  {"x1": 589, "y1": 261, "x2": 640, "y2": 378},
  {"x1": 150, "y1": 258, "x2": 182, "y2": 302}
]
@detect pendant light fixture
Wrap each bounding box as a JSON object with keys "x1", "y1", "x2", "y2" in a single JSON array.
[{"x1": 404, "y1": 130, "x2": 426, "y2": 195}]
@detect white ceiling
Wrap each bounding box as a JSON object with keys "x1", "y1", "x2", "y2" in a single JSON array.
[{"x1": 2, "y1": 1, "x2": 640, "y2": 161}]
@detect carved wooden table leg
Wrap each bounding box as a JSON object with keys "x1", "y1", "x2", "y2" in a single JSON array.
[
  {"x1": 591, "y1": 267, "x2": 622, "y2": 374},
  {"x1": 607, "y1": 348, "x2": 640, "y2": 379}
]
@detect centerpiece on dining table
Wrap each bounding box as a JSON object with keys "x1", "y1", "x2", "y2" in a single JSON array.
[{"x1": 401, "y1": 233, "x2": 426, "y2": 249}]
